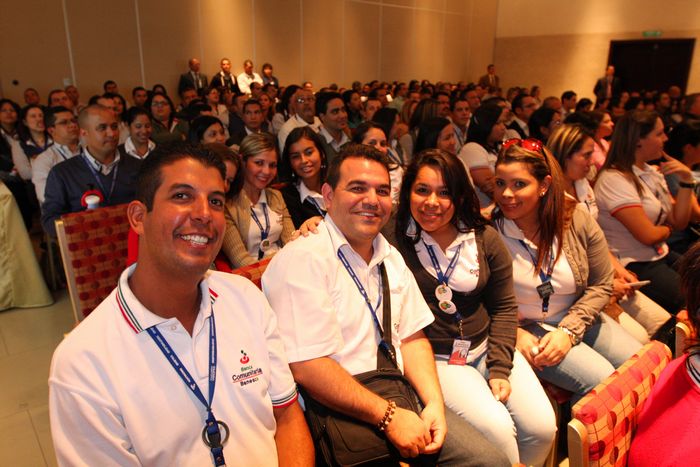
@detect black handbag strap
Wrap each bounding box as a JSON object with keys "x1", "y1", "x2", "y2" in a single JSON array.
[{"x1": 377, "y1": 263, "x2": 398, "y2": 370}]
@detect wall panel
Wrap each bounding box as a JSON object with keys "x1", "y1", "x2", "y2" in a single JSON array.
[
  {"x1": 254, "y1": 0, "x2": 302, "y2": 85},
  {"x1": 0, "y1": 0, "x2": 71, "y2": 103},
  {"x1": 1, "y1": 0, "x2": 494, "y2": 102},
  {"x1": 138, "y1": 0, "x2": 201, "y2": 97},
  {"x1": 65, "y1": 0, "x2": 141, "y2": 100}
]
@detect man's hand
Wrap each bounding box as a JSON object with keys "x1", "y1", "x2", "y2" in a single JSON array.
[
  {"x1": 489, "y1": 378, "x2": 511, "y2": 403},
  {"x1": 384, "y1": 407, "x2": 431, "y2": 458},
  {"x1": 533, "y1": 330, "x2": 572, "y2": 367},
  {"x1": 418, "y1": 402, "x2": 446, "y2": 454}
]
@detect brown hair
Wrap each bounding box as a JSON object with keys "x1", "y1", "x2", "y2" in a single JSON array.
[
  {"x1": 492, "y1": 143, "x2": 576, "y2": 274},
  {"x1": 600, "y1": 109, "x2": 659, "y2": 196}
]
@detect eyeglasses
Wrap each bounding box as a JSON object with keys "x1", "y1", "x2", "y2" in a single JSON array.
[
  {"x1": 151, "y1": 101, "x2": 169, "y2": 107},
  {"x1": 502, "y1": 138, "x2": 544, "y2": 153},
  {"x1": 296, "y1": 96, "x2": 316, "y2": 104}
]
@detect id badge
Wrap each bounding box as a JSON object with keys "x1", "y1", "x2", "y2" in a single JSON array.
[
  {"x1": 448, "y1": 339, "x2": 471, "y2": 366},
  {"x1": 536, "y1": 281, "x2": 555, "y2": 299}
]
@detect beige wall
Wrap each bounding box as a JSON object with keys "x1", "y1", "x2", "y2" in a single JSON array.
[
  {"x1": 0, "y1": 0, "x2": 497, "y2": 103},
  {"x1": 494, "y1": 0, "x2": 700, "y2": 100}
]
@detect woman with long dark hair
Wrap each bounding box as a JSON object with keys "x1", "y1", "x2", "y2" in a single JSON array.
[
  {"x1": 279, "y1": 126, "x2": 329, "y2": 228},
  {"x1": 457, "y1": 104, "x2": 508, "y2": 207},
  {"x1": 393, "y1": 149, "x2": 555, "y2": 466},
  {"x1": 594, "y1": 110, "x2": 696, "y2": 314}
]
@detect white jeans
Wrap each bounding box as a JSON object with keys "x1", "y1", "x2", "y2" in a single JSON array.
[
  {"x1": 619, "y1": 291, "x2": 672, "y2": 342},
  {"x1": 436, "y1": 350, "x2": 556, "y2": 466}
]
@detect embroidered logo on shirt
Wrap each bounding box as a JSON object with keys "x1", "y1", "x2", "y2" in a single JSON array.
[{"x1": 232, "y1": 349, "x2": 263, "y2": 387}]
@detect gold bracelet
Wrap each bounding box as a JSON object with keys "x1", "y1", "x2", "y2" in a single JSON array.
[{"x1": 377, "y1": 400, "x2": 397, "y2": 432}]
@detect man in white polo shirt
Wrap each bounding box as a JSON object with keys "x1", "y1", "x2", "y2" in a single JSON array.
[
  {"x1": 262, "y1": 144, "x2": 508, "y2": 466},
  {"x1": 49, "y1": 143, "x2": 313, "y2": 467}
]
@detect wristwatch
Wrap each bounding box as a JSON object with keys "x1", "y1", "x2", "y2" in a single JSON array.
[
  {"x1": 558, "y1": 326, "x2": 581, "y2": 346},
  {"x1": 679, "y1": 179, "x2": 698, "y2": 189}
]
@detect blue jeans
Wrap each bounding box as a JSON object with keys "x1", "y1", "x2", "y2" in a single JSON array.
[
  {"x1": 524, "y1": 313, "x2": 643, "y2": 402},
  {"x1": 436, "y1": 351, "x2": 556, "y2": 466}
]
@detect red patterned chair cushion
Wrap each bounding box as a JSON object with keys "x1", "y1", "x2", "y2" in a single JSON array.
[
  {"x1": 570, "y1": 341, "x2": 672, "y2": 466},
  {"x1": 57, "y1": 204, "x2": 130, "y2": 320},
  {"x1": 230, "y1": 258, "x2": 271, "y2": 289}
]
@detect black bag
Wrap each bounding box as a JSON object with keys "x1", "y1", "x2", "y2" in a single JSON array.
[{"x1": 301, "y1": 264, "x2": 422, "y2": 467}]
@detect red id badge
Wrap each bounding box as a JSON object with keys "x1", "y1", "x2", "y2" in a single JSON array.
[{"x1": 448, "y1": 339, "x2": 471, "y2": 366}]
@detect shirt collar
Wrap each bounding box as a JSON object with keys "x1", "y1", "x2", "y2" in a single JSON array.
[
  {"x1": 324, "y1": 215, "x2": 391, "y2": 269},
  {"x1": 419, "y1": 229, "x2": 475, "y2": 252},
  {"x1": 83, "y1": 146, "x2": 120, "y2": 175},
  {"x1": 297, "y1": 180, "x2": 324, "y2": 206},
  {"x1": 125, "y1": 137, "x2": 155, "y2": 158},
  {"x1": 116, "y1": 264, "x2": 216, "y2": 334},
  {"x1": 499, "y1": 217, "x2": 527, "y2": 241},
  {"x1": 319, "y1": 125, "x2": 350, "y2": 147},
  {"x1": 54, "y1": 142, "x2": 81, "y2": 159}
]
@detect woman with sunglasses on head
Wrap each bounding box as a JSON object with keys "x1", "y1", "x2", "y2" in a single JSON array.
[
  {"x1": 221, "y1": 133, "x2": 294, "y2": 268},
  {"x1": 548, "y1": 124, "x2": 672, "y2": 344},
  {"x1": 594, "y1": 110, "x2": 696, "y2": 315},
  {"x1": 457, "y1": 104, "x2": 509, "y2": 208},
  {"x1": 393, "y1": 149, "x2": 555, "y2": 466},
  {"x1": 279, "y1": 126, "x2": 329, "y2": 228},
  {"x1": 493, "y1": 138, "x2": 642, "y2": 401}
]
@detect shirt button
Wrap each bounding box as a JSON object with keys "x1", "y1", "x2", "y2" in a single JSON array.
[{"x1": 170, "y1": 325, "x2": 178, "y2": 331}]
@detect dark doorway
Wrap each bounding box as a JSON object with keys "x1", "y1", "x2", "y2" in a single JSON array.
[{"x1": 608, "y1": 39, "x2": 695, "y2": 93}]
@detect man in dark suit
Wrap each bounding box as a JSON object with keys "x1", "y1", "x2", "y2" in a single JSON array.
[
  {"x1": 228, "y1": 99, "x2": 270, "y2": 146},
  {"x1": 593, "y1": 65, "x2": 621, "y2": 103},
  {"x1": 478, "y1": 64, "x2": 500, "y2": 93},
  {"x1": 178, "y1": 58, "x2": 208, "y2": 97},
  {"x1": 210, "y1": 58, "x2": 239, "y2": 94}
]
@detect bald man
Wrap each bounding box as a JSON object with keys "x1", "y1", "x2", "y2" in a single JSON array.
[
  {"x1": 41, "y1": 105, "x2": 141, "y2": 237},
  {"x1": 178, "y1": 58, "x2": 208, "y2": 96}
]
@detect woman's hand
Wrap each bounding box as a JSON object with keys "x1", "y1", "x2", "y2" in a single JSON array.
[
  {"x1": 659, "y1": 153, "x2": 694, "y2": 183},
  {"x1": 489, "y1": 378, "x2": 511, "y2": 403},
  {"x1": 533, "y1": 330, "x2": 572, "y2": 368},
  {"x1": 612, "y1": 278, "x2": 634, "y2": 301},
  {"x1": 290, "y1": 216, "x2": 323, "y2": 241},
  {"x1": 515, "y1": 328, "x2": 541, "y2": 369}
]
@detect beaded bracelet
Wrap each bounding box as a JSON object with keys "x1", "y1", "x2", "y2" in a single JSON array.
[{"x1": 377, "y1": 400, "x2": 397, "y2": 432}]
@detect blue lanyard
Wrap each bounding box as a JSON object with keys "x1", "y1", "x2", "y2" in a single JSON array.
[
  {"x1": 518, "y1": 240, "x2": 555, "y2": 318},
  {"x1": 423, "y1": 241, "x2": 463, "y2": 287},
  {"x1": 518, "y1": 240, "x2": 554, "y2": 283},
  {"x1": 337, "y1": 249, "x2": 392, "y2": 358},
  {"x1": 147, "y1": 309, "x2": 227, "y2": 466},
  {"x1": 423, "y1": 241, "x2": 466, "y2": 325},
  {"x1": 250, "y1": 202, "x2": 270, "y2": 240},
  {"x1": 55, "y1": 145, "x2": 73, "y2": 161},
  {"x1": 81, "y1": 153, "x2": 118, "y2": 203}
]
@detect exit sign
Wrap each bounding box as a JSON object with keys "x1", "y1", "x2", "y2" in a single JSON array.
[{"x1": 643, "y1": 30, "x2": 662, "y2": 37}]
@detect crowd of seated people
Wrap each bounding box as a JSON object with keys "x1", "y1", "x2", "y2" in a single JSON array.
[{"x1": 4, "y1": 57, "x2": 700, "y2": 465}]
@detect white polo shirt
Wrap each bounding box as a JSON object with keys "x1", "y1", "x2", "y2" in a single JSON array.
[
  {"x1": 49, "y1": 266, "x2": 297, "y2": 467},
  {"x1": 573, "y1": 178, "x2": 599, "y2": 220},
  {"x1": 594, "y1": 165, "x2": 670, "y2": 266},
  {"x1": 457, "y1": 142, "x2": 497, "y2": 208},
  {"x1": 262, "y1": 216, "x2": 434, "y2": 376},
  {"x1": 498, "y1": 217, "x2": 577, "y2": 324}
]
